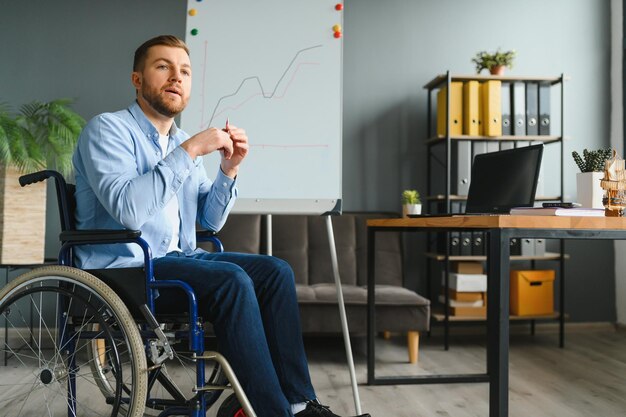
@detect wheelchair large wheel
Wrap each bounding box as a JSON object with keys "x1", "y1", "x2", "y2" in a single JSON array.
[{"x1": 0, "y1": 265, "x2": 147, "y2": 417}]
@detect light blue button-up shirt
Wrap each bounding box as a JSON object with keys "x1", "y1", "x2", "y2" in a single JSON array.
[{"x1": 72, "y1": 101, "x2": 237, "y2": 269}]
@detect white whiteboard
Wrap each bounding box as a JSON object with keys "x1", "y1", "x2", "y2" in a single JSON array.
[{"x1": 182, "y1": 0, "x2": 343, "y2": 214}]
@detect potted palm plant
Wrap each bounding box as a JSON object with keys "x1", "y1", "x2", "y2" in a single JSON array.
[
  {"x1": 402, "y1": 189, "x2": 422, "y2": 218},
  {"x1": 0, "y1": 99, "x2": 84, "y2": 264}
]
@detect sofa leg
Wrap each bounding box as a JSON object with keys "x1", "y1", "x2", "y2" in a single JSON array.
[{"x1": 408, "y1": 331, "x2": 419, "y2": 364}]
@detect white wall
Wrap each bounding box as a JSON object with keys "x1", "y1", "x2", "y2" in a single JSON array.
[
  {"x1": 342, "y1": 0, "x2": 615, "y2": 321},
  {"x1": 611, "y1": 0, "x2": 626, "y2": 325}
]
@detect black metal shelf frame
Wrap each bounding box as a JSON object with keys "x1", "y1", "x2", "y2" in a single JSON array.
[{"x1": 424, "y1": 71, "x2": 567, "y2": 350}]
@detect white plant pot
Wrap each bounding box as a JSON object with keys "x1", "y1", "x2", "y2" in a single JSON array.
[
  {"x1": 403, "y1": 204, "x2": 422, "y2": 218},
  {"x1": 576, "y1": 171, "x2": 604, "y2": 209}
]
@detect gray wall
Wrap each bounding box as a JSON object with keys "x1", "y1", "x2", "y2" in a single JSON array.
[
  {"x1": 0, "y1": 0, "x2": 614, "y2": 321},
  {"x1": 341, "y1": 0, "x2": 613, "y2": 322}
]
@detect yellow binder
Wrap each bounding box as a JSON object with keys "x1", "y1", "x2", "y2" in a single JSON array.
[
  {"x1": 482, "y1": 80, "x2": 502, "y2": 136},
  {"x1": 437, "y1": 82, "x2": 463, "y2": 136},
  {"x1": 463, "y1": 81, "x2": 481, "y2": 136}
]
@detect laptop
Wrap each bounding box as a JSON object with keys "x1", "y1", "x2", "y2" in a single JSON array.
[{"x1": 411, "y1": 144, "x2": 544, "y2": 216}]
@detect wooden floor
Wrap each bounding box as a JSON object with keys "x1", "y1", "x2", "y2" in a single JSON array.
[
  {"x1": 1, "y1": 324, "x2": 625, "y2": 416},
  {"x1": 300, "y1": 324, "x2": 626, "y2": 417}
]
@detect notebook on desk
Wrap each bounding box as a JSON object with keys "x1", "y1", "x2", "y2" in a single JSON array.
[{"x1": 410, "y1": 144, "x2": 544, "y2": 217}]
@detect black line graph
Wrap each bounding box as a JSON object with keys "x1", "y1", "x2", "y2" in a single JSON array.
[{"x1": 200, "y1": 44, "x2": 323, "y2": 128}]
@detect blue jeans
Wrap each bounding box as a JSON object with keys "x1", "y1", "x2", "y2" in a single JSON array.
[{"x1": 153, "y1": 250, "x2": 316, "y2": 417}]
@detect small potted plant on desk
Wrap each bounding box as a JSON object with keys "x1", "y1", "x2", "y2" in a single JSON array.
[
  {"x1": 0, "y1": 99, "x2": 84, "y2": 264},
  {"x1": 572, "y1": 148, "x2": 612, "y2": 209},
  {"x1": 472, "y1": 49, "x2": 516, "y2": 75},
  {"x1": 402, "y1": 189, "x2": 421, "y2": 218}
]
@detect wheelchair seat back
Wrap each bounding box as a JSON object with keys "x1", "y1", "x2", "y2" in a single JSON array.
[
  {"x1": 84, "y1": 268, "x2": 147, "y2": 318},
  {"x1": 61, "y1": 180, "x2": 151, "y2": 319}
]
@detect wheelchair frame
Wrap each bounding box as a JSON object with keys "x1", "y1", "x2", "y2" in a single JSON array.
[{"x1": 0, "y1": 170, "x2": 256, "y2": 417}]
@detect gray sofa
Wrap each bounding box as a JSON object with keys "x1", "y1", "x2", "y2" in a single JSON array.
[{"x1": 199, "y1": 212, "x2": 430, "y2": 363}]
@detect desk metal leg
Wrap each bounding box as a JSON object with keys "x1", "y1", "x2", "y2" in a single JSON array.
[
  {"x1": 487, "y1": 229, "x2": 510, "y2": 417},
  {"x1": 559, "y1": 239, "x2": 565, "y2": 348},
  {"x1": 368, "y1": 226, "x2": 489, "y2": 386}
]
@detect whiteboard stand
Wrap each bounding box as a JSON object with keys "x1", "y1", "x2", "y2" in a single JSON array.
[
  {"x1": 266, "y1": 214, "x2": 272, "y2": 256},
  {"x1": 324, "y1": 215, "x2": 362, "y2": 415},
  {"x1": 264, "y1": 214, "x2": 362, "y2": 414}
]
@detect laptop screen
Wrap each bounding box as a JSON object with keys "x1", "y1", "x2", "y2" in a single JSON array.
[{"x1": 465, "y1": 144, "x2": 544, "y2": 214}]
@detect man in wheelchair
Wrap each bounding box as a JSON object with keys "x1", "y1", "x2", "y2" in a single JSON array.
[{"x1": 71, "y1": 35, "x2": 370, "y2": 417}]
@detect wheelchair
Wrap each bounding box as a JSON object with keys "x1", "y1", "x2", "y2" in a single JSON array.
[{"x1": 0, "y1": 170, "x2": 256, "y2": 417}]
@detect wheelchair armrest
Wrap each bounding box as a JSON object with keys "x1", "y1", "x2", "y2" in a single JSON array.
[
  {"x1": 60, "y1": 229, "x2": 142, "y2": 243},
  {"x1": 196, "y1": 229, "x2": 224, "y2": 252},
  {"x1": 196, "y1": 229, "x2": 217, "y2": 239}
]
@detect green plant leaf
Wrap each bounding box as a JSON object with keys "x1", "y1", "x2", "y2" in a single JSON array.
[
  {"x1": 0, "y1": 107, "x2": 15, "y2": 166},
  {"x1": 572, "y1": 148, "x2": 613, "y2": 172},
  {"x1": 471, "y1": 49, "x2": 516, "y2": 73},
  {"x1": 402, "y1": 189, "x2": 421, "y2": 204},
  {"x1": 0, "y1": 98, "x2": 85, "y2": 176}
]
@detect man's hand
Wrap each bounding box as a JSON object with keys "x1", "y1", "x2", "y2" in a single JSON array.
[
  {"x1": 180, "y1": 127, "x2": 234, "y2": 160},
  {"x1": 220, "y1": 124, "x2": 249, "y2": 178}
]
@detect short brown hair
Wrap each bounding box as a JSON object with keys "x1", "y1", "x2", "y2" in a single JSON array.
[{"x1": 133, "y1": 35, "x2": 190, "y2": 71}]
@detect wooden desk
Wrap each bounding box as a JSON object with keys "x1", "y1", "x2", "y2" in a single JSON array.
[{"x1": 366, "y1": 215, "x2": 626, "y2": 417}]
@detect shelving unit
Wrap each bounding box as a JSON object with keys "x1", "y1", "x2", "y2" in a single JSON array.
[
  {"x1": 425, "y1": 251, "x2": 569, "y2": 262},
  {"x1": 424, "y1": 71, "x2": 568, "y2": 349},
  {"x1": 432, "y1": 311, "x2": 564, "y2": 322}
]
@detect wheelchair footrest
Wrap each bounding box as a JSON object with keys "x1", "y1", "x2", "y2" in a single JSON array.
[
  {"x1": 193, "y1": 385, "x2": 230, "y2": 392},
  {"x1": 192, "y1": 351, "x2": 257, "y2": 417}
]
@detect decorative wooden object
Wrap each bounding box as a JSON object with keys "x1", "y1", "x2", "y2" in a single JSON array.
[
  {"x1": 0, "y1": 165, "x2": 46, "y2": 264},
  {"x1": 600, "y1": 150, "x2": 626, "y2": 217}
]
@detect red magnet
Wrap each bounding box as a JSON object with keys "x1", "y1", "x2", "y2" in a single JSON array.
[
  {"x1": 333, "y1": 31, "x2": 342, "y2": 39},
  {"x1": 335, "y1": 4, "x2": 343, "y2": 11}
]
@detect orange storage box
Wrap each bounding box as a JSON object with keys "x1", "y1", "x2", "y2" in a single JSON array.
[{"x1": 510, "y1": 270, "x2": 555, "y2": 316}]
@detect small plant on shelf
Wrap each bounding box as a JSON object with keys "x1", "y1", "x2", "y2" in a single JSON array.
[
  {"x1": 471, "y1": 49, "x2": 516, "y2": 75},
  {"x1": 402, "y1": 189, "x2": 421, "y2": 205},
  {"x1": 572, "y1": 148, "x2": 612, "y2": 172},
  {"x1": 401, "y1": 189, "x2": 421, "y2": 217}
]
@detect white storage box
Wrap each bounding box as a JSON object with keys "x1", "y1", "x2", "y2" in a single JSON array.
[{"x1": 442, "y1": 272, "x2": 487, "y2": 292}]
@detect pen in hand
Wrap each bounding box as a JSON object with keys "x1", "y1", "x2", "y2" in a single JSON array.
[{"x1": 220, "y1": 117, "x2": 232, "y2": 159}]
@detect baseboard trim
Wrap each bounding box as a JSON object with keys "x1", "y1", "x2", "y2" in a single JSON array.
[{"x1": 427, "y1": 321, "x2": 617, "y2": 337}]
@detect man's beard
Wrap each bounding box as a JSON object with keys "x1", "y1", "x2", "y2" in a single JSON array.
[{"x1": 141, "y1": 86, "x2": 187, "y2": 118}]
